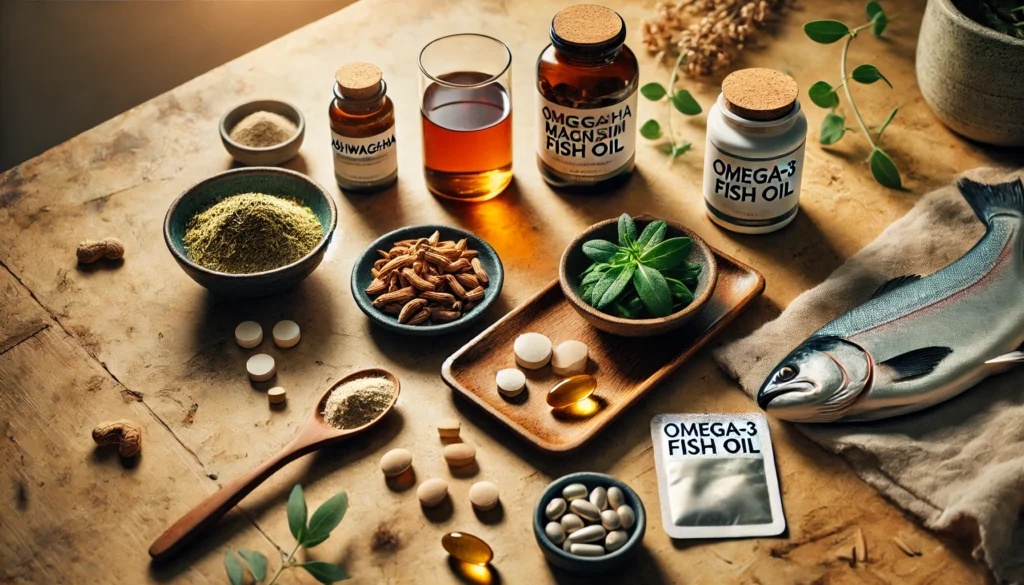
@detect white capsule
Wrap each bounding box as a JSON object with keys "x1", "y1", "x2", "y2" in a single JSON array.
[
  {"x1": 562, "y1": 538, "x2": 574, "y2": 552},
  {"x1": 562, "y1": 483, "x2": 588, "y2": 501},
  {"x1": 272, "y1": 320, "x2": 301, "y2": 348},
  {"x1": 235, "y1": 321, "x2": 263, "y2": 348},
  {"x1": 570, "y1": 499, "x2": 601, "y2": 522},
  {"x1": 560, "y1": 513, "x2": 584, "y2": 534},
  {"x1": 601, "y1": 509, "x2": 621, "y2": 530},
  {"x1": 514, "y1": 332, "x2": 552, "y2": 369},
  {"x1": 570, "y1": 543, "x2": 605, "y2": 557},
  {"x1": 567, "y1": 524, "x2": 606, "y2": 544},
  {"x1": 545, "y1": 521, "x2": 566, "y2": 545},
  {"x1": 589, "y1": 486, "x2": 608, "y2": 510},
  {"x1": 246, "y1": 354, "x2": 275, "y2": 382},
  {"x1": 617, "y1": 505, "x2": 636, "y2": 530},
  {"x1": 605, "y1": 530, "x2": 629, "y2": 552},
  {"x1": 545, "y1": 497, "x2": 567, "y2": 520},
  {"x1": 607, "y1": 486, "x2": 626, "y2": 509},
  {"x1": 496, "y1": 368, "x2": 526, "y2": 397},
  {"x1": 551, "y1": 340, "x2": 588, "y2": 376}
]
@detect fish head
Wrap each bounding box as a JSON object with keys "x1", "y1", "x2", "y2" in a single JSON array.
[{"x1": 757, "y1": 336, "x2": 871, "y2": 422}]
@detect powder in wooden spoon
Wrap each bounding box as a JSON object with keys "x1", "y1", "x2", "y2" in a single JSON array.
[
  {"x1": 229, "y1": 111, "x2": 298, "y2": 147},
  {"x1": 322, "y1": 377, "x2": 395, "y2": 429}
]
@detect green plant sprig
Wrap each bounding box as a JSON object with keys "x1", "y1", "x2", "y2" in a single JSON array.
[
  {"x1": 225, "y1": 485, "x2": 350, "y2": 585},
  {"x1": 804, "y1": 1, "x2": 902, "y2": 189},
  {"x1": 638, "y1": 53, "x2": 703, "y2": 159},
  {"x1": 579, "y1": 214, "x2": 701, "y2": 319}
]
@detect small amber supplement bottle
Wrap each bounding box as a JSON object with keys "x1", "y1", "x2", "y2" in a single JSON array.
[
  {"x1": 536, "y1": 4, "x2": 640, "y2": 191},
  {"x1": 328, "y1": 62, "x2": 398, "y2": 192}
]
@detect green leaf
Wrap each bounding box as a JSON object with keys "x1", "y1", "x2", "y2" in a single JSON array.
[
  {"x1": 852, "y1": 64, "x2": 892, "y2": 88},
  {"x1": 820, "y1": 112, "x2": 847, "y2": 145},
  {"x1": 597, "y1": 263, "x2": 636, "y2": 309},
  {"x1": 664, "y1": 263, "x2": 702, "y2": 283},
  {"x1": 866, "y1": 1, "x2": 888, "y2": 36},
  {"x1": 640, "y1": 82, "x2": 667, "y2": 101},
  {"x1": 657, "y1": 142, "x2": 692, "y2": 158},
  {"x1": 665, "y1": 277, "x2": 695, "y2": 306},
  {"x1": 633, "y1": 264, "x2": 674, "y2": 317},
  {"x1": 612, "y1": 294, "x2": 645, "y2": 319},
  {"x1": 238, "y1": 550, "x2": 268, "y2": 582},
  {"x1": 804, "y1": 20, "x2": 851, "y2": 43},
  {"x1": 225, "y1": 552, "x2": 245, "y2": 585},
  {"x1": 635, "y1": 220, "x2": 667, "y2": 251},
  {"x1": 580, "y1": 262, "x2": 607, "y2": 277},
  {"x1": 638, "y1": 237, "x2": 693, "y2": 270},
  {"x1": 580, "y1": 269, "x2": 605, "y2": 287},
  {"x1": 582, "y1": 240, "x2": 619, "y2": 262},
  {"x1": 303, "y1": 492, "x2": 349, "y2": 547},
  {"x1": 617, "y1": 214, "x2": 637, "y2": 248},
  {"x1": 670, "y1": 90, "x2": 702, "y2": 115},
  {"x1": 287, "y1": 485, "x2": 307, "y2": 543},
  {"x1": 299, "y1": 561, "x2": 350, "y2": 584},
  {"x1": 639, "y1": 119, "x2": 662, "y2": 140},
  {"x1": 869, "y1": 148, "x2": 902, "y2": 189},
  {"x1": 876, "y1": 107, "x2": 898, "y2": 139},
  {"x1": 589, "y1": 265, "x2": 624, "y2": 308},
  {"x1": 807, "y1": 81, "x2": 840, "y2": 109}
]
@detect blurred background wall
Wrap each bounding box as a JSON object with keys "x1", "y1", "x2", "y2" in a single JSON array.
[{"x1": 0, "y1": 0, "x2": 352, "y2": 172}]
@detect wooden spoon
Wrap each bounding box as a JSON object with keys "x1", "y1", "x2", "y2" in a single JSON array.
[{"x1": 148, "y1": 368, "x2": 400, "y2": 561}]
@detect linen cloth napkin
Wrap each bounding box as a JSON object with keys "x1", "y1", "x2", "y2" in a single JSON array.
[{"x1": 714, "y1": 167, "x2": 1024, "y2": 584}]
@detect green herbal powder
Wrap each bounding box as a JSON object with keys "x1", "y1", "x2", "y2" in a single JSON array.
[{"x1": 183, "y1": 193, "x2": 322, "y2": 274}]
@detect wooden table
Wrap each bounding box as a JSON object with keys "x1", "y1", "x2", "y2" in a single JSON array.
[{"x1": 1, "y1": 0, "x2": 1010, "y2": 582}]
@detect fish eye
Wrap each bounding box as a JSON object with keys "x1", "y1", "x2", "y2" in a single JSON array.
[{"x1": 776, "y1": 365, "x2": 798, "y2": 382}]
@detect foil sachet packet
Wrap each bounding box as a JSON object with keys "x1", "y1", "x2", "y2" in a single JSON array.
[{"x1": 650, "y1": 413, "x2": 786, "y2": 538}]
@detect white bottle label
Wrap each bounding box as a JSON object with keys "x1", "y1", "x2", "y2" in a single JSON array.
[
  {"x1": 330, "y1": 128, "x2": 397, "y2": 184},
  {"x1": 536, "y1": 90, "x2": 638, "y2": 179},
  {"x1": 702, "y1": 138, "x2": 805, "y2": 230}
]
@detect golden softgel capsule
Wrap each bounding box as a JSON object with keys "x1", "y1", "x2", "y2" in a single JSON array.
[
  {"x1": 547, "y1": 375, "x2": 597, "y2": 408},
  {"x1": 442, "y1": 532, "x2": 493, "y2": 565}
]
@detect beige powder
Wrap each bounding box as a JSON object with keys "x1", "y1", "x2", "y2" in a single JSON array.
[
  {"x1": 322, "y1": 377, "x2": 395, "y2": 429},
  {"x1": 229, "y1": 111, "x2": 298, "y2": 148}
]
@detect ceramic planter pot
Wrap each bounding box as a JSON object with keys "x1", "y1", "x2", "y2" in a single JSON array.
[{"x1": 916, "y1": 0, "x2": 1024, "y2": 146}]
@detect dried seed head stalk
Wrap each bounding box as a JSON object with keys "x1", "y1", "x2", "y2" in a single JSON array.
[{"x1": 642, "y1": 0, "x2": 784, "y2": 77}]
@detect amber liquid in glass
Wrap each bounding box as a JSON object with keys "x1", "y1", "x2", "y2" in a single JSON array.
[{"x1": 421, "y1": 71, "x2": 513, "y2": 201}]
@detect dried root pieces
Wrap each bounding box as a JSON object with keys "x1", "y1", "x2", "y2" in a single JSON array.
[
  {"x1": 364, "y1": 231, "x2": 490, "y2": 326},
  {"x1": 641, "y1": 0, "x2": 785, "y2": 77},
  {"x1": 77, "y1": 237, "x2": 125, "y2": 264},
  {"x1": 92, "y1": 420, "x2": 142, "y2": 458}
]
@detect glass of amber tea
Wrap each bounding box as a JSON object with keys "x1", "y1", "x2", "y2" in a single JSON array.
[{"x1": 419, "y1": 34, "x2": 513, "y2": 202}]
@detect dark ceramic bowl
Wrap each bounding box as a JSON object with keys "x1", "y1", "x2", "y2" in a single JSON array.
[
  {"x1": 220, "y1": 100, "x2": 305, "y2": 166},
  {"x1": 533, "y1": 472, "x2": 647, "y2": 575},
  {"x1": 350, "y1": 225, "x2": 504, "y2": 336},
  {"x1": 559, "y1": 216, "x2": 718, "y2": 337},
  {"x1": 164, "y1": 167, "x2": 337, "y2": 297}
]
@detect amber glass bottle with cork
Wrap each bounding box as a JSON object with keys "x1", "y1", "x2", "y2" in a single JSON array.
[
  {"x1": 536, "y1": 4, "x2": 639, "y2": 191},
  {"x1": 329, "y1": 62, "x2": 398, "y2": 192},
  {"x1": 702, "y1": 68, "x2": 807, "y2": 234}
]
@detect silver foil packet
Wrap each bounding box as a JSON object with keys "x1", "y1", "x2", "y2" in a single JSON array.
[{"x1": 650, "y1": 413, "x2": 785, "y2": 538}]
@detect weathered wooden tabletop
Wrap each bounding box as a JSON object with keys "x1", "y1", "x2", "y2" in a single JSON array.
[{"x1": 1, "y1": 0, "x2": 1013, "y2": 583}]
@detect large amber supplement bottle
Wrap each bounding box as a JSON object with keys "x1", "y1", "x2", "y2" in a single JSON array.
[
  {"x1": 328, "y1": 62, "x2": 398, "y2": 192},
  {"x1": 536, "y1": 4, "x2": 639, "y2": 191}
]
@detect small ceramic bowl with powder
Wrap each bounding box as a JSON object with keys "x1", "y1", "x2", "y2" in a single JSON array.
[{"x1": 220, "y1": 100, "x2": 305, "y2": 166}]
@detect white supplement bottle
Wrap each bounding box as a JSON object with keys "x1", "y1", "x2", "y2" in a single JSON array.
[{"x1": 702, "y1": 68, "x2": 807, "y2": 234}]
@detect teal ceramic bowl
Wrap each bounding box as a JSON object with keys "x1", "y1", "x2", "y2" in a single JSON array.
[
  {"x1": 533, "y1": 472, "x2": 646, "y2": 574},
  {"x1": 164, "y1": 167, "x2": 337, "y2": 297},
  {"x1": 350, "y1": 225, "x2": 503, "y2": 336}
]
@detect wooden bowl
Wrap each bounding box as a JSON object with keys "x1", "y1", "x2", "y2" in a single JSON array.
[
  {"x1": 350, "y1": 224, "x2": 504, "y2": 336},
  {"x1": 164, "y1": 167, "x2": 337, "y2": 297},
  {"x1": 219, "y1": 100, "x2": 305, "y2": 166},
  {"x1": 559, "y1": 216, "x2": 717, "y2": 337}
]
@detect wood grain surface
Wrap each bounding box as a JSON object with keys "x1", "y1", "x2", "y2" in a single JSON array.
[
  {"x1": 442, "y1": 248, "x2": 763, "y2": 452},
  {"x1": 0, "y1": 0, "x2": 1010, "y2": 583}
]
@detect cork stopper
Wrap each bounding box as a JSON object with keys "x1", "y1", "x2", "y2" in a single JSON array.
[
  {"x1": 334, "y1": 62, "x2": 383, "y2": 100},
  {"x1": 722, "y1": 68, "x2": 799, "y2": 121},
  {"x1": 553, "y1": 4, "x2": 623, "y2": 45}
]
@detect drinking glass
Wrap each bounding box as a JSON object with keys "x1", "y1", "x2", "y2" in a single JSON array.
[{"x1": 419, "y1": 34, "x2": 513, "y2": 202}]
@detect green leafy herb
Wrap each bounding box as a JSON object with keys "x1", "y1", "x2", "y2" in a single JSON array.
[
  {"x1": 576, "y1": 214, "x2": 701, "y2": 319},
  {"x1": 804, "y1": 1, "x2": 903, "y2": 189},
  {"x1": 224, "y1": 485, "x2": 350, "y2": 584},
  {"x1": 639, "y1": 53, "x2": 701, "y2": 159},
  {"x1": 961, "y1": 0, "x2": 1024, "y2": 39}
]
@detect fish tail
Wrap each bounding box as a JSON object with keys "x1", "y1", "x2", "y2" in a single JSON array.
[{"x1": 957, "y1": 177, "x2": 1024, "y2": 224}]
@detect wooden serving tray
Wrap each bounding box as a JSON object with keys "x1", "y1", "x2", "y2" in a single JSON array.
[{"x1": 441, "y1": 247, "x2": 765, "y2": 453}]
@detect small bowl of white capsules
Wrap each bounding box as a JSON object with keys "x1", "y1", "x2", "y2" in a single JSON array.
[{"x1": 533, "y1": 472, "x2": 646, "y2": 574}]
